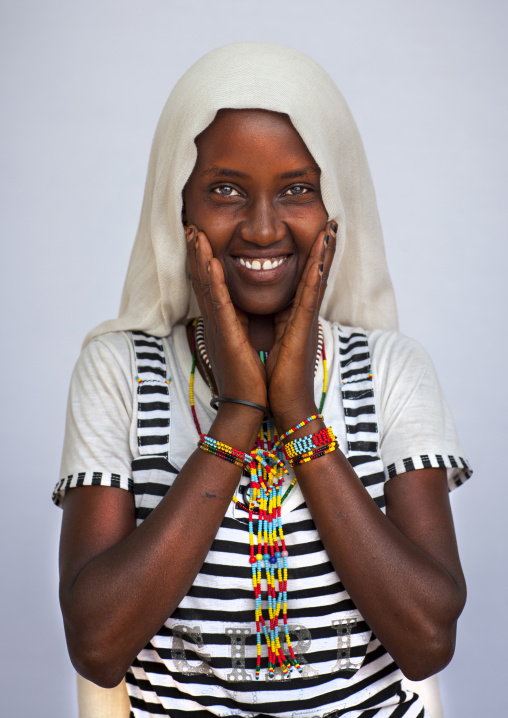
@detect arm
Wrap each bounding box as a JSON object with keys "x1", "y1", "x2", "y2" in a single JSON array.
[
  {"x1": 267, "y1": 230, "x2": 466, "y2": 680},
  {"x1": 59, "y1": 226, "x2": 268, "y2": 688},
  {"x1": 293, "y1": 457, "x2": 465, "y2": 680},
  {"x1": 60, "y1": 404, "x2": 261, "y2": 688}
]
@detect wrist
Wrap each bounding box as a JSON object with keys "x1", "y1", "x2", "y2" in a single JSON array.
[
  {"x1": 211, "y1": 397, "x2": 268, "y2": 415},
  {"x1": 209, "y1": 403, "x2": 263, "y2": 453},
  {"x1": 272, "y1": 402, "x2": 320, "y2": 437}
]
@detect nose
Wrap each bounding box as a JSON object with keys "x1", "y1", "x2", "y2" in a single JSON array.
[{"x1": 238, "y1": 195, "x2": 286, "y2": 246}]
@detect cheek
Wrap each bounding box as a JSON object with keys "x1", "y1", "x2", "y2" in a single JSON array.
[
  {"x1": 204, "y1": 222, "x2": 234, "y2": 259},
  {"x1": 186, "y1": 203, "x2": 232, "y2": 256},
  {"x1": 293, "y1": 215, "x2": 326, "y2": 253}
]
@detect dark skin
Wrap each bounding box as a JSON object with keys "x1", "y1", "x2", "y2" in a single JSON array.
[{"x1": 59, "y1": 110, "x2": 466, "y2": 689}]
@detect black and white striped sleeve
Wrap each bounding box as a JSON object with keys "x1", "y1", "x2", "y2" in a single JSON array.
[
  {"x1": 53, "y1": 332, "x2": 136, "y2": 507},
  {"x1": 370, "y1": 331, "x2": 472, "y2": 491}
]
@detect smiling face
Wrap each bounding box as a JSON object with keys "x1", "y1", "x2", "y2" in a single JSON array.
[{"x1": 183, "y1": 109, "x2": 328, "y2": 316}]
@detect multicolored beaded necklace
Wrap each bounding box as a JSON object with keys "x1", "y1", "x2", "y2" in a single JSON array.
[{"x1": 189, "y1": 318, "x2": 328, "y2": 678}]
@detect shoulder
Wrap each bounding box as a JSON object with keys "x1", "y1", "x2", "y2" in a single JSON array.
[
  {"x1": 327, "y1": 321, "x2": 471, "y2": 488},
  {"x1": 365, "y1": 329, "x2": 435, "y2": 393},
  {"x1": 78, "y1": 331, "x2": 135, "y2": 373},
  {"x1": 328, "y1": 321, "x2": 433, "y2": 386},
  {"x1": 365, "y1": 329, "x2": 431, "y2": 366},
  {"x1": 364, "y1": 328, "x2": 440, "y2": 415},
  {"x1": 330, "y1": 321, "x2": 441, "y2": 417},
  {"x1": 68, "y1": 332, "x2": 139, "y2": 412}
]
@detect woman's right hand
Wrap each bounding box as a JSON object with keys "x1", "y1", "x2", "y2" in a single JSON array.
[{"x1": 186, "y1": 225, "x2": 268, "y2": 409}]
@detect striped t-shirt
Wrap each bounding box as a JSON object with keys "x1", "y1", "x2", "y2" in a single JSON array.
[{"x1": 54, "y1": 320, "x2": 471, "y2": 717}]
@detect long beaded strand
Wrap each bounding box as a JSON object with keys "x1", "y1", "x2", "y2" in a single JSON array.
[{"x1": 188, "y1": 318, "x2": 328, "y2": 677}]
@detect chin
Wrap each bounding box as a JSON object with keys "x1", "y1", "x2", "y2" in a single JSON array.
[
  {"x1": 229, "y1": 290, "x2": 295, "y2": 317},
  {"x1": 234, "y1": 300, "x2": 293, "y2": 317}
]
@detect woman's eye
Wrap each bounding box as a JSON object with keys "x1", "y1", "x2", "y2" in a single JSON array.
[
  {"x1": 213, "y1": 185, "x2": 241, "y2": 197},
  {"x1": 283, "y1": 185, "x2": 310, "y2": 196}
]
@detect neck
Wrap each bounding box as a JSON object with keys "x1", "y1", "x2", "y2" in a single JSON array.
[{"x1": 246, "y1": 314, "x2": 275, "y2": 353}]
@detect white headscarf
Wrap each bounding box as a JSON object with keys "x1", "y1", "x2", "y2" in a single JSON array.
[{"x1": 84, "y1": 42, "x2": 397, "y2": 347}]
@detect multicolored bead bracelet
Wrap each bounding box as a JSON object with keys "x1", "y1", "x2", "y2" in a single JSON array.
[
  {"x1": 278, "y1": 413, "x2": 324, "y2": 443},
  {"x1": 197, "y1": 435, "x2": 247, "y2": 469},
  {"x1": 282, "y1": 426, "x2": 336, "y2": 460},
  {"x1": 289, "y1": 440, "x2": 338, "y2": 467}
]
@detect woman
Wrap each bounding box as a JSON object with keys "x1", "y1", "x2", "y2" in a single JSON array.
[{"x1": 54, "y1": 43, "x2": 471, "y2": 717}]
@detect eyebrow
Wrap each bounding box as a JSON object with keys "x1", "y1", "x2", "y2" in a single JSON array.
[
  {"x1": 201, "y1": 165, "x2": 320, "y2": 180},
  {"x1": 201, "y1": 167, "x2": 248, "y2": 179},
  {"x1": 279, "y1": 166, "x2": 321, "y2": 179}
]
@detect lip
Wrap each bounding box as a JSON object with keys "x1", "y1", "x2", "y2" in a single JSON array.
[{"x1": 229, "y1": 254, "x2": 294, "y2": 282}]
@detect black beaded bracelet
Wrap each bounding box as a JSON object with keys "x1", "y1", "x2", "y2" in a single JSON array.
[{"x1": 210, "y1": 397, "x2": 270, "y2": 417}]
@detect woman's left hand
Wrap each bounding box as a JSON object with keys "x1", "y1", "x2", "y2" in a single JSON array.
[{"x1": 266, "y1": 220, "x2": 337, "y2": 430}]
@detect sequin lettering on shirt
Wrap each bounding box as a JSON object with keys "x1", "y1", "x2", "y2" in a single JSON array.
[
  {"x1": 226, "y1": 626, "x2": 252, "y2": 682},
  {"x1": 331, "y1": 618, "x2": 357, "y2": 672},
  {"x1": 171, "y1": 625, "x2": 213, "y2": 675}
]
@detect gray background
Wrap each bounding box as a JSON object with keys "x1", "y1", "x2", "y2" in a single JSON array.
[{"x1": 1, "y1": 0, "x2": 506, "y2": 715}]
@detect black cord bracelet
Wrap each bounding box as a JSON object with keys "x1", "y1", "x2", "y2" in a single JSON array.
[{"x1": 210, "y1": 397, "x2": 270, "y2": 417}]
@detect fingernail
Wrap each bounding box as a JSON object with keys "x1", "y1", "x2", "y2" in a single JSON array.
[
  {"x1": 324, "y1": 234, "x2": 329, "y2": 246},
  {"x1": 330, "y1": 222, "x2": 338, "y2": 236},
  {"x1": 207, "y1": 260, "x2": 211, "y2": 272},
  {"x1": 318, "y1": 263, "x2": 324, "y2": 274},
  {"x1": 186, "y1": 227, "x2": 195, "y2": 241}
]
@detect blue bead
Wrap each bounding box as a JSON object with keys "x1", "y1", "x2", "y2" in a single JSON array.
[{"x1": 269, "y1": 556, "x2": 277, "y2": 564}]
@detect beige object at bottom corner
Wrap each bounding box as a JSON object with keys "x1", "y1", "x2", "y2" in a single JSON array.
[
  {"x1": 76, "y1": 674, "x2": 130, "y2": 718},
  {"x1": 76, "y1": 673, "x2": 444, "y2": 717}
]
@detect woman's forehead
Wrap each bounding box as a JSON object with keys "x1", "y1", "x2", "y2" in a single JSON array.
[{"x1": 193, "y1": 109, "x2": 318, "y2": 170}]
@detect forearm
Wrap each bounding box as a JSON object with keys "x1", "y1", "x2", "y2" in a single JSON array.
[
  {"x1": 294, "y1": 444, "x2": 466, "y2": 679},
  {"x1": 60, "y1": 405, "x2": 261, "y2": 687}
]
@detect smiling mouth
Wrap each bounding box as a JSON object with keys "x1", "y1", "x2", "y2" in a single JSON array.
[{"x1": 236, "y1": 256, "x2": 288, "y2": 271}]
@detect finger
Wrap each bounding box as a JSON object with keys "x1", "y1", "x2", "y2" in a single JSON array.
[
  {"x1": 233, "y1": 305, "x2": 250, "y2": 339},
  {"x1": 208, "y1": 260, "x2": 249, "y2": 342},
  {"x1": 272, "y1": 262, "x2": 322, "y2": 380},
  {"x1": 273, "y1": 306, "x2": 291, "y2": 346},
  {"x1": 195, "y1": 230, "x2": 215, "y2": 321},
  {"x1": 207, "y1": 258, "x2": 237, "y2": 324},
  {"x1": 208, "y1": 259, "x2": 260, "y2": 365},
  {"x1": 186, "y1": 225, "x2": 208, "y2": 316},
  {"x1": 317, "y1": 220, "x2": 338, "y2": 308},
  {"x1": 287, "y1": 220, "x2": 332, "y2": 323},
  {"x1": 277, "y1": 259, "x2": 322, "y2": 355},
  {"x1": 292, "y1": 231, "x2": 325, "y2": 306},
  {"x1": 293, "y1": 260, "x2": 323, "y2": 331}
]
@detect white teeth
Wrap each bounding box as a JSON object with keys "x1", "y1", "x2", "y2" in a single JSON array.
[{"x1": 238, "y1": 256, "x2": 287, "y2": 270}]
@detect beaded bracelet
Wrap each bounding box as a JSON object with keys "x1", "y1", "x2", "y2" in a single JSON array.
[
  {"x1": 197, "y1": 434, "x2": 248, "y2": 469},
  {"x1": 283, "y1": 427, "x2": 335, "y2": 460},
  {"x1": 289, "y1": 441, "x2": 338, "y2": 467},
  {"x1": 278, "y1": 413, "x2": 324, "y2": 443},
  {"x1": 197, "y1": 435, "x2": 288, "y2": 476}
]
